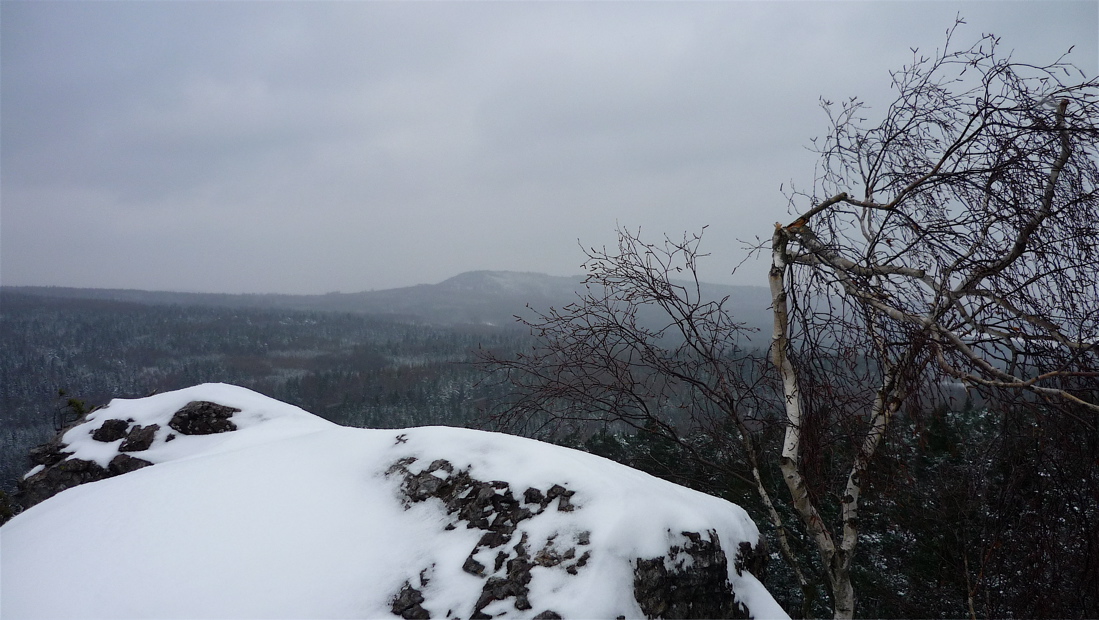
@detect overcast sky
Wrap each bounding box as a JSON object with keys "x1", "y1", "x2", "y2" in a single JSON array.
[{"x1": 2, "y1": 2, "x2": 1096, "y2": 294}]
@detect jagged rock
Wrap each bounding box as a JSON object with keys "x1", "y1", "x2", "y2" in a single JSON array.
[
  {"x1": 18, "y1": 457, "x2": 109, "y2": 509},
  {"x1": 108, "y1": 454, "x2": 153, "y2": 476},
  {"x1": 391, "y1": 583, "x2": 430, "y2": 620},
  {"x1": 545, "y1": 484, "x2": 576, "y2": 512},
  {"x1": 92, "y1": 419, "x2": 130, "y2": 442},
  {"x1": 17, "y1": 401, "x2": 237, "y2": 509},
  {"x1": 168, "y1": 401, "x2": 240, "y2": 435},
  {"x1": 463, "y1": 555, "x2": 486, "y2": 576},
  {"x1": 384, "y1": 456, "x2": 764, "y2": 619},
  {"x1": 387, "y1": 457, "x2": 592, "y2": 618},
  {"x1": 28, "y1": 437, "x2": 71, "y2": 468},
  {"x1": 735, "y1": 539, "x2": 769, "y2": 582},
  {"x1": 119, "y1": 424, "x2": 159, "y2": 452},
  {"x1": 523, "y1": 487, "x2": 545, "y2": 505},
  {"x1": 633, "y1": 530, "x2": 751, "y2": 619},
  {"x1": 0, "y1": 489, "x2": 15, "y2": 526},
  {"x1": 10, "y1": 387, "x2": 783, "y2": 619}
]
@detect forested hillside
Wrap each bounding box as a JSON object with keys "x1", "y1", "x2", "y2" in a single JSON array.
[
  {"x1": 0, "y1": 291, "x2": 527, "y2": 497},
  {"x1": 7, "y1": 272, "x2": 775, "y2": 332}
]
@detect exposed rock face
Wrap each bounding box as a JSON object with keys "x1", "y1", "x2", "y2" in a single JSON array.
[
  {"x1": 634, "y1": 530, "x2": 752, "y2": 619},
  {"x1": 27, "y1": 435, "x2": 71, "y2": 469},
  {"x1": 11, "y1": 387, "x2": 780, "y2": 619},
  {"x1": 391, "y1": 581, "x2": 431, "y2": 619},
  {"x1": 17, "y1": 456, "x2": 109, "y2": 509},
  {"x1": 386, "y1": 457, "x2": 586, "y2": 619},
  {"x1": 17, "y1": 402, "x2": 237, "y2": 509},
  {"x1": 92, "y1": 418, "x2": 130, "y2": 442},
  {"x1": 386, "y1": 456, "x2": 764, "y2": 620},
  {"x1": 168, "y1": 401, "x2": 239, "y2": 435},
  {"x1": 119, "y1": 424, "x2": 160, "y2": 452},
  {"x1": 108, "y1": 453, "x2": 154, "y2": 476}
]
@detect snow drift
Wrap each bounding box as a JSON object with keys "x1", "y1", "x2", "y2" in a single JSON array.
[{"x1": 1, "y1": 384, "x2": 787, "y2": 619}]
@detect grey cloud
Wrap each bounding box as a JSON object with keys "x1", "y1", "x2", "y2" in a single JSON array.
[{"x1": 2, "y1": 1, "x2": 1095, "y2": 294}]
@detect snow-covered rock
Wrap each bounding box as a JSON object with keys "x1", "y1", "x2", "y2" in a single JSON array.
[{"x1": 1, "y1": 384, "x2": 787, "y2": 619}]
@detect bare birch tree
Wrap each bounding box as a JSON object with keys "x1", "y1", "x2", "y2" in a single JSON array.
[
  {"x1": 484, "y1": 20, "x2": 1097, "y2": 620},
  {"x1": 768, "y1": 22, "x2": 1099, "y2": 619},
  {"x1": 481, "y1": 229, "x2": 818, "y2": 610}
]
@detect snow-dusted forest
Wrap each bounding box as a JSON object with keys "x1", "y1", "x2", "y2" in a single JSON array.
[{"x1": 0, "y1": 291, "x2": 532, "y2": 494}]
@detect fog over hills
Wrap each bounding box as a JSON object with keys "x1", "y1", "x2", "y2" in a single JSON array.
[{"x1": 6, "y1": 271, "x2": 774, "y2": 336}]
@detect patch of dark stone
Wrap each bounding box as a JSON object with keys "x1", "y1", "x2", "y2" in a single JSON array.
[
  {"x1": 92, "y1": 418, "x2": 130, "y2": 442},
  {"x1": 17, "y1": 457, "x2": 110, "y2": 509},
  {"x1": 120, "y1": 424, "x2": 160, "y2": 452},
  {"x1": 90, "y1": 419, "x2": 161, "y2": 453},
  {"x1": 386, "y1": 456, "x2": 582, "y2": 620},
  {"x1": 27, "y1": 436, "x2": 71, "y2": 469},
  {"x1": 108, "y1": 453, "x2": 153, "y2": 476},
  {"x1": 17, "y1": 401, "x2": 240, "y2": 509},
  {"x1": 633, "y1": 529, "x2": 751, "y2": 620},
  {"x1": 391, "y1": 582, "x2": 430, "y2": 620},
  {"x1": 734, "y1": 539, "x2": 769, "y2": 582},
  {"x1": 168, "y1": 401, "x2": 240, "y2": 435},
  {"x1": 18, "y1": 446, "x2": 154, "y2": 509}
]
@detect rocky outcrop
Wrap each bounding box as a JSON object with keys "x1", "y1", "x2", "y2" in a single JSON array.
[
  {"x1": 386, "y1": 456, "x2": 766, "y2": 620},
  {"x1": 10, "y1": 387, "x2": 781, "y2": 619},
  {"x1": 635, "y1": 530, "x2": 754, "y2": 619},
  {"x1": 108, "y1": 453, "x2": 154, "y2": 476},
  {"x1": 391, "y1": 581, "x2": 431, "y2": 620},
  {"x1": 17, "y1": 401, "x2": 238, "y2": 509},
  {"x1": 91, "y1": 418, "x2": 130, "y2": 442},
  {"x1": 119, "y1": 424, "x2": 159, "y2": 452},
  {"x1": 386, "y1": 457, "x2": 587, "y2": 619},
  {"x1": 168, "y1": 401, "x2": 239, "y2": 435},
  {"x1": 17, "y1": 455, "x2": 110, "y2": 509}
]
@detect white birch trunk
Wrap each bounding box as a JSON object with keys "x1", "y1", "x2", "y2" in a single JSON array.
[{"x1": 770, "y1": 225, "x2": 856, "y2": 619}]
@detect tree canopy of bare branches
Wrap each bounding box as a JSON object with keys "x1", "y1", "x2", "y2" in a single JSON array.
[
  {"x1": 484, "y1": 20, "x2": 1098, "y2": 620},
  {"x1": 484, "y1": 229, "x2": 761, "y2": 474},
  {"x1": 769, "y1": 21, "x2": 1098, "y2": 619}
]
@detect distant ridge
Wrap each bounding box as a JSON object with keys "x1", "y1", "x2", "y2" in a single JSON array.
[{"x1": 2, "y1": 271, "x2": 773, "y2": 332}]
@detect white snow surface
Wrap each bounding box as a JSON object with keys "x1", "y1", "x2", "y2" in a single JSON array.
[{"x1": 1, "y1": 383, "x2": 788, "y2": 619}]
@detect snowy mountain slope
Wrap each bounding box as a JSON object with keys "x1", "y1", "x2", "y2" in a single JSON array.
[{"x1": 2, "y1": 384, "x2": 787, "y2": 619}]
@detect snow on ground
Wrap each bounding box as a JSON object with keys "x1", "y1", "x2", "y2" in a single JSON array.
[{"x1": 1, "y1": 383, "x2": 787, "y2": 619}]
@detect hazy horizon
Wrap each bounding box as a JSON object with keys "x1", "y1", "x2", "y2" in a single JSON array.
[
  {"x1": 3, "y1": 2, "x2": 1096, "y2": 295},
  {"x1": 1, "y1": 268, "x2": 584, "y2": 296},
  {"x1": 2, "y1": 267, "x2": 781, "y2": 297}
]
